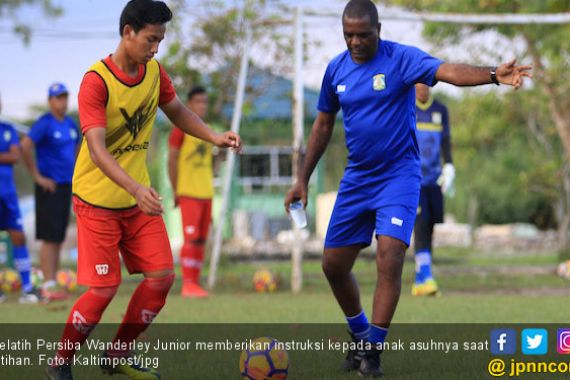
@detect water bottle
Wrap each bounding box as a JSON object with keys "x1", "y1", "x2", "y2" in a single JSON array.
[{"x1": 289, "y1": 200, "x2": 307, "y2": 229}]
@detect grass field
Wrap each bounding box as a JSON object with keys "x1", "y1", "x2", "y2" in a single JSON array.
[
  {"x1": 1, "y1": 247, "x2": 569, "y2": 323},
  {"x1": 1, "y1": 247, "x2": 569, "y2": 379}
]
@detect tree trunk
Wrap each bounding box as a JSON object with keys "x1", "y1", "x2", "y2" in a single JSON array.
[{"x1": 557, "y1": 165, "x2": 570, "y2": 251}]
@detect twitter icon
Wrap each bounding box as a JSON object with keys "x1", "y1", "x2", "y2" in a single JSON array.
[{"x1": 522, "y1": 329, "x2": 548, "y2": 355}]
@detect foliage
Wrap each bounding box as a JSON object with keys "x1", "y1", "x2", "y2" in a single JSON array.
[
  {"x1": 162, "y1": 0, "x2": 294, "y2": 123},
  {"x1": 0, "y1": 0, "x2": 63, "y2": 45}
]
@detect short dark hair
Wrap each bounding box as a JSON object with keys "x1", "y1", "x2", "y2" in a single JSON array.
[
  {"x1": 187, "y1": 86, "x2": 207, "y2": 101},
  {"x1": 343, "y1": 0, "x2": 379, "y2": 26},
  {"x1": 119, "y1": 0, "x2": 172, "y2": 36}
]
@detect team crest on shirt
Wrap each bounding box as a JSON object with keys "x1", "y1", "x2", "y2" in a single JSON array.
[
  {"x1": 70, "y1": 129, "x2": 78, "y2": 140},
  {"x1": 3, "y1": 130, "x2": 10, "y2": 142},
  {"x1": 432, "y1": 112, "x2": 442, "y2": 125},
  {"x1": 373, "y1": 74, "x2": 385, "y2": 91}
]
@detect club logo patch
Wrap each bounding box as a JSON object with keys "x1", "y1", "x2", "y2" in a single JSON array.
[
  {"x1": 373, "y1": 74, "x2": 385, "y2": 91},
  {"x1": 3, "y1": 131, "x2": 11, "y2": 142},
  {"x1": 432, "y1": 112, "x2": 442, "y2": 125}
]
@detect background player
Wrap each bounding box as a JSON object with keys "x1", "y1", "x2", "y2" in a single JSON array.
[
  {"x1": 168, "y1": 86, "x2": 214, "y2": 298},
  {"x1": 412, "y1": 83, "x2": 454, "y2": 296},
  {"x1": 46, "y1": 1, "x2": 241, "y2": 379},
  {"x1": 22, "y1": 83, "x2": 80, "y2": 302},
  {"x1": 0, "y1": 93, "x2": 40, "y2": 304},
  {"x1": 284, "y1": 0, "x2": 531, "y2": 377}
]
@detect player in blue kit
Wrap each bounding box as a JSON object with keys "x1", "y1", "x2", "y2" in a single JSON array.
[
  {"x1": 284, "y1": 0, "x2": 531, "y2": 377},
  {"x1": 412, "y1": 83, "x2": 454, "y2": 297},
  {"x1": 0, "y1": 94, "x2": 40, "y2": 304},
  {"x1": 21, "y1": 83, "x2": 80, "y2": 302}
]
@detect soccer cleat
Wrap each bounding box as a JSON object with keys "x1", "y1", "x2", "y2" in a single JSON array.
[
  {"x1": 340, "y1": 331, "x2": 365, "y2": 372},
  {"x1": 45, "y1": 364, "x2": 73, "y2": 380},
  {"x1": 19, "y1": 287, "x2": 41, "y2": 304},
  {"x1": 411, "y1": 278, "x2": 439, "y2": 297},
  {"x1": 181, "y1": 282, "x2": 209, "y2": 298},
  {"x1": 358, "y1": 347, "x2": 384, "y2": 378},
  {"x1": 100, "y1": 352, "x2": 161, "y2": 380},
  {"x1": 42, "y1": 284, "x2": 69, "y2": 302}
]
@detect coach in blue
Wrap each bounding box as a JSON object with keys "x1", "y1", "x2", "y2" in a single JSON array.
[
  {"x1": 0, "y1": 94, "x2": 40, "y2": 304},
  {"x1": 21, "y1": 83, "x2": 80, "y2": 302},
  {"x1": 412, "y1": 83, "x2": 454, "y2": 297},
  {"x1": 284, "y1": 0, "x2": 531, "y2": 377}
]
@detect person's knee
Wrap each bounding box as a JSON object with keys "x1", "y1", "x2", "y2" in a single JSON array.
[
  {"x1": 8, "y1": 230, "x2": 26, "y2": 246},
  {"x1": 322, "y1": 255, "x2": 349, "y2": 281},
  {"x1": 376, "y1": 238, "x2": 406, "y2": 277},
  {"x1": 90, "y1": 285, "x2": 119, "y2": 299},
  {"x1": 143, "y1": 272, "x2": 175, "y2": 292}
]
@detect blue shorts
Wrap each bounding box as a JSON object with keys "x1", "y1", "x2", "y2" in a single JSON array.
[
  {"x1": 325, "y1": 164, "x2": 420, "y2": 248},
  {"x1": 0, "y1": 191, "x2": 23, "y2": 231}
]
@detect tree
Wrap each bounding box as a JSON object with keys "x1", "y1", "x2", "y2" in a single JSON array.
[
  {"x1": 162, "y1": 0, "x2": 293, "y2": 124},
  {"x1": 0, "y1": 0, "x2": 63, "y2": 45},
  {"x1": 388, "y1": 0, "x2": 570, "y2": 249}
]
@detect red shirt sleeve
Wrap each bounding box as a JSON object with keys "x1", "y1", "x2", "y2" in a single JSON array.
[
  {"x1": 158, "y1": 63, "x2": 176, "y2": 105},
  {"x1": 78, "y1": 72, "x2": 108, "y2": 133},
  {"x1": 168, "y1": 127, "x2": 185, "y2": 149}
]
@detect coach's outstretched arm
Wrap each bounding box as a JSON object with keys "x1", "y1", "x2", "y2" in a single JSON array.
[
  {"x1": 436, "y1": 58, "x2": 532, "y2": 89},
  {"x1": 161, "y1": 97, "x2": 242, "y2": 152},
  {"x1": 284, "y1": 111, "x2": 336, "y2": 211}
]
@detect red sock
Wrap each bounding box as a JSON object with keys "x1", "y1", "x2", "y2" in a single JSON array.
[
  {"x1": 109, "y1": 274, "x2": 174, "y2": 356},
  {"x1": 55, "y1": 287, "x2": 117, "y2": 364},
  {"x1": 180, "y1": 242, "x2": 205, "y2": 284}
]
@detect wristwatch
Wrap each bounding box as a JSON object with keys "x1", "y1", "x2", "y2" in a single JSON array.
[{"x1": 490, "y1": 67, "x2": 500, "y2": 86}]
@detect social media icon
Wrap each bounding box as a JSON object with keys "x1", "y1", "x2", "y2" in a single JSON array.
[
  {"x1": 557, "y1": 329, "x2": 570, "y2": 354},
  {"x1": 522, "y1": 329, "x2": 548, "y2": 355},
  {"x1": 491, "y1": 329, "x2": 516, "y2": 355}
]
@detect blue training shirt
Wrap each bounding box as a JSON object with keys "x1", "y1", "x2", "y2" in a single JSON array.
[
  {"x1": 416, "y1": 97, "x2": 450, "y2": 186},
  {"x1": 0, "y1": 122, "x2": 19, "y2": 195},
  {"x1": 318, "y1": 40, "x2": 443, "y2": 181},
  {"x1": 28, "y1": 113, "x2": 79, "y2": 184}
]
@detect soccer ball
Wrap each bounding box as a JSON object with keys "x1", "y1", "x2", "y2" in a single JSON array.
[
  {"x1": 239, "y1": 337, "x2": 289, "y2": 380},
  {"x1": 56, "y1": 269, "x2": 77, "y2": 292},
  {"x1": 557, "y1": 261, "x2": 570, "y2": 279},
  {"x1": 0, "y1": 269, "x2": 22, "y2": 293},
  {"x1": 31, "y1": 267, "x2": 44, "y2": 288},
  {"x1": 252, "y1": 269, "x2": 277, "y2": 293}
]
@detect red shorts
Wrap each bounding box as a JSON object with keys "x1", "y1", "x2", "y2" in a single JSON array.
[
  {"x1": 73, "y1": 196, "x2": 173, "y2": 287},
  {"x1": 178, "y1": 196, "x2": 212, "y2": 242}
]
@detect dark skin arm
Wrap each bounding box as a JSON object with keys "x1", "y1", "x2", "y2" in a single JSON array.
[
  {"x1": 21, "y1": 136, "x2": 56, "y2": 193},
  {"x1": 436, "y1": 59, "x2": 532, "y2": 88},
  {"x1": 167, "y1": 146, "x2": 180, "y2": 207},
  {"x1": 0, "y1": 144, "x2": 20, "y2": 164},
  {"x1": 284, "y1": 111, "x2": 336, "y2": 211}
]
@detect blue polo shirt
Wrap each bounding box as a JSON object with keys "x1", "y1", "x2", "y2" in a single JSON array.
[
  {"x1": 0, "y1": 122, "x2": 18, "y2": 196},
  {"x1": 28, "y1": 113, "x2": 79, "y2": 184},
  {"x1": 318, "y1": 39, "x2": 443, "y2": 183},
  {"x1": 416, "y1": 98, "x2": 450, "y2": 186}
]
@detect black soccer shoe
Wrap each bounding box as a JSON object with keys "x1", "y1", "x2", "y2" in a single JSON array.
[
  {"x1": 358, "y1": 347, "x2": 384, "y2": 378},
  {"x1": 340, "y1": 331, "x2": 366, "y2": 372},
  {"x1": 45, "y1": 364, "x2": 73, "y2": 380}
]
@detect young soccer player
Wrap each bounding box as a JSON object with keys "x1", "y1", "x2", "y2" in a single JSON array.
[
  {"x1": 0, "y1": 94, "x2": 40, "y2": 304},
  {"x1": 168, "y1": 86, "x2": 214, "y2": 298},
  {"x1": 46, "y1": 1, "x2": 241, "y2": 379},
  {"x1": 412, "y1": 83, "x2": 454, "y2": 296},
  {"x1": 284, "y1": 0, "x2": 531, "y2": 377},
  {"x1": 21, "y1": 83, "x2": 80, "y2": 302}
]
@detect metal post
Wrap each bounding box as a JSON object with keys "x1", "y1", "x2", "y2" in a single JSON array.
[
  {"x1": 207, "y1": 23, "x2": 252, "y2": 289},
  {"x1": 291, "y1": 6, "x2": 304, "y2": 293}
]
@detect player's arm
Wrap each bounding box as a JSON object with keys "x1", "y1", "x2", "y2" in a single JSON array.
[
  {"x1": 0, "y1": 144, "x2": 20, "y2": 164},
  {"x1": 284, "y1": 111, "x2": 336, "y2": 210},
  {"x1": 167, "y1": 128, "x2": 183, "y2": 207},
  {"x1": 160, "y1": 97, "x2": 241, "y2": 151},
  {"x1": 84, "y1": 127, "x2": 163, "y2": 216},
  {"x1": 21, "y1": 136, "x2": 56, "y2": 193},
  {"x1": 436, "y1": 59, "x2": 532, "y2": 88}
]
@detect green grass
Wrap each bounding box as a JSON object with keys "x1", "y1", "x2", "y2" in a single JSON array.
[{"x1": 1, "y1": 249, "x2": 570, "y2": 379}]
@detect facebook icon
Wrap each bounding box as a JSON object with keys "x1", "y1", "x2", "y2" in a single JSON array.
[{"x1": 491, "y1": 329, "x2": 517, "y2": 355}]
